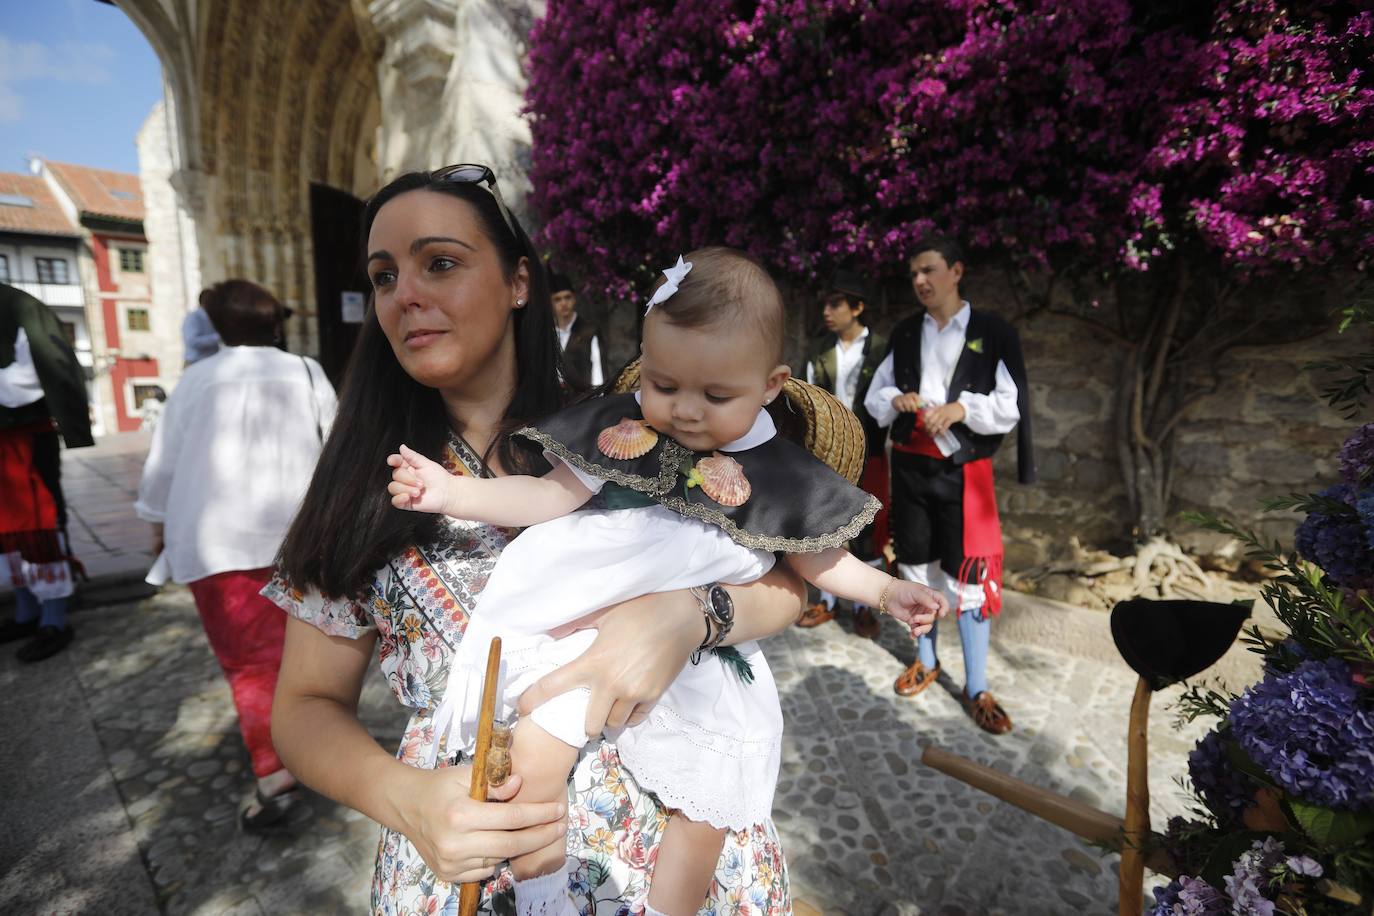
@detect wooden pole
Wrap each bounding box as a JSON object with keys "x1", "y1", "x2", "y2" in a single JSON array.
[
  {"x1": 458, "y1": 638, "x2": 503, "y2": 916},
  {"x1": 922, "y1": 746, "x2": 1127, "y2": 845},
  {"x1": 1119, "y1": 676, "x2": 1152, "y2": 916}
]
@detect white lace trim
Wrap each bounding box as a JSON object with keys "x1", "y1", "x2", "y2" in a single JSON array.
[{"x1": 615, "y1": 705, "x2": 781, "y2": 831}]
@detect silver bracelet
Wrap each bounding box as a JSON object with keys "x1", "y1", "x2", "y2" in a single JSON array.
[{"x1": 688, "y1": 584, "x2": 730, "y2": 664}]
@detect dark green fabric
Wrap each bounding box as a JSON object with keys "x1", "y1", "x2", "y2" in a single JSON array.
[
  {"x1": 591, "y1": 482, "x2": 660, "y2": 510},
  {"x1": 0, "y1": 283, "x2": 93, "y2": 448}
]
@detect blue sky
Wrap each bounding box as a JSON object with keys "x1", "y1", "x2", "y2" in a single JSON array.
[{"x1": 0, "y1": 0, "x2": 163, "y2": 176}]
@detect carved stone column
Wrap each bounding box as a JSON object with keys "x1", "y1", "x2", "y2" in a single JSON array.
[{"x1": 366, "y1": 0, "x2": 459, "y2": 178}]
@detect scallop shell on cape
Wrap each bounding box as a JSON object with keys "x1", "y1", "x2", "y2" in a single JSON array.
[
  {"x1": 696, "y1": 454, "x2": 751, "y2": 507},
  {"x1": 596, "y1": 417, "x2": 659, "y2": 460}
]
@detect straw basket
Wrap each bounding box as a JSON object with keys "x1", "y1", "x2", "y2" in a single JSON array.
[{"x1": 611, "y1": 359, "x2": 866, "y2": 484}]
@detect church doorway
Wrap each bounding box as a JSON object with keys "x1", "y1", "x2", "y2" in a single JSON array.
[{"x1": 310, "y1": 182, "x2": 368, "y2": 386}]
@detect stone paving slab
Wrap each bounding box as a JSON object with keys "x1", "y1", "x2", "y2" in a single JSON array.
[{"x1": 0, "y1": 584, "x2": 1226, "y2": 915}]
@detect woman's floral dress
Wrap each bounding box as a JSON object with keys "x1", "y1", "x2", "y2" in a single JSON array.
[{"x1": 264, "y1": 434, "x2": 790, "y2": 916}]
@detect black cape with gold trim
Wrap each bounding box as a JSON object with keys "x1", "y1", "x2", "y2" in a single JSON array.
[{"x1": 515, "y1": 392, "x2": 880, "y2": 554}]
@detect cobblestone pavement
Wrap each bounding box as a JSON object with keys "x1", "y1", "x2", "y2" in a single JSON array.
[{"x1": 0, "y1": 582, "x2": 1220, "y2": 915}]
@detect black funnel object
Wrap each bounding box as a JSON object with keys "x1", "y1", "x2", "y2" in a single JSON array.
[{"x1": 1110, "y1": 598, "x2": 1250, "y2": 691}]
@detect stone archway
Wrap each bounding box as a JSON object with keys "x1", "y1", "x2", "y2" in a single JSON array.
[{"x1": 114, "y1": 0, "x2": 382, "y2": 356}]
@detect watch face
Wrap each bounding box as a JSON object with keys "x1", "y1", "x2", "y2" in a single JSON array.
[{"x1": 708, "y1": 585, "x2": 734, "y2": 622}]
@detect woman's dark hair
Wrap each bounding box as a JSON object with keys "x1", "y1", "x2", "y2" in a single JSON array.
[
  {"x1": 200, "y1": 280, "x2": 285, "y2": 346},
  {"x1": 277, "y1": 170, "x2": 563, "y2": 598}
]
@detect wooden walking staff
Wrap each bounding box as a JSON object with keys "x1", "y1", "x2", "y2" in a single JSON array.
[
  {"x1": 459, "y1": 638, "x2": 505, "y2": 916},
  {"x1": 923, "y1": 598, "x2": 1250, "y2": 916}
]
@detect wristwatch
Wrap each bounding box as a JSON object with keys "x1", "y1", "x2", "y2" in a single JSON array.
[{"x1": 689, "y1": 583, "x2": 734, "y2": 663}]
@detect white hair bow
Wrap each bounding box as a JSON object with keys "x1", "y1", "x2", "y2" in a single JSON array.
[{"x1": 644, "y1": 255, "x2": 693, "y2": 315}]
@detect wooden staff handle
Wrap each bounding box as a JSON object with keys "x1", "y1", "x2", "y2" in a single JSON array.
[
  {"x1": 458, "y1": 638, "x2": 503, "y2": 916},
  {"x1": 1120, "y1": 677, "x2": 1153, "y2": 916}
]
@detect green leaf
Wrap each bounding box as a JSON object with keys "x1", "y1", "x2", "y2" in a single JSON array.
[
  {"x1": 1287, "y1": 799, "x2": 1374, "y2": 848},
  {"x1": 586, "y1": 854, "x2": 611, "y2": 890}
]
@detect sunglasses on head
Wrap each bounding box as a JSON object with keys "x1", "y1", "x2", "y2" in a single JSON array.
[{"x1": 431, "y1": 163, "x2": 519, "y2": 240}]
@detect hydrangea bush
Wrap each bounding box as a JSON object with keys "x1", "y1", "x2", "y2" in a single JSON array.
[{"x1": 1167, "y1": 318, "x2": 1374, "y2": 913}]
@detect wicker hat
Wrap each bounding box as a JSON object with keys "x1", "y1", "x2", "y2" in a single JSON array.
[{"x1": 612, "y1": 359, "x2": 865, "y2": 484}]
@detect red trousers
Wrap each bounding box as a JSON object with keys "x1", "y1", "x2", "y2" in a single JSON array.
[{"x1": 188, "y1": 567, "x2": 286, "y2": 778}]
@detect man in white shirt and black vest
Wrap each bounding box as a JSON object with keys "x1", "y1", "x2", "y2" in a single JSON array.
[
  {"x1": 863, "y1": 237, "x2": 1035, "y2": 735},
  {"x1": 550, "y1": 270, "x2": 606, "y2": 391}
]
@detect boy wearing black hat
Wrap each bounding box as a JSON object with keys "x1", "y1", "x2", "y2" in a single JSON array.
[
  {"x1": 549, "y1": 271, "x2": 607, "y2": 390},
  {"x1": 798, "y1": 270, "x2": 890, "y2": 638}
]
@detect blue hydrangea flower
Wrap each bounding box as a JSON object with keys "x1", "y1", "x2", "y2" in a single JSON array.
[
  {"x1": 1294, "y1": 484, "x2": 1374, "y2": 590},
  {"x1": 1228, "y1": 658, "x2": 1374, "y2": 810},
  {"x1": 1286, "y1": 855, "x2": 1323, "y2": 877},
  {"x1": 1357, "y1": 489, "x2": 1374, "y2": 552},
  {"x1": 1188, "y1": 730, "x2": 1258, "y2": 826},
  {"x1": 1224, "y1": 837, "x2": 1286, "y2": 916},
  {"x1": 1340, "y1": 424, "x2": 1374, "y2": 487},
  {"x1": 1150, "y1": 875, "x2": 1227, "y2": 915}
]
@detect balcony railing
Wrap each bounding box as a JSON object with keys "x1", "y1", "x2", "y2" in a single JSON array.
[{"x1": 6, "y1": 280, "x2": 84, "y2": 307}]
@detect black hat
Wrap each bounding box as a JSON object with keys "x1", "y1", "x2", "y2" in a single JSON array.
[
  {"x1": 1110, "y1": 598, "x2": 1250, "y2": 691},
  {"x1": 548, "y1": 270, "x2": 574, "y2": 295},
  {"x1": 828, "y1": 269, "x2": 869, "y2": 304}
]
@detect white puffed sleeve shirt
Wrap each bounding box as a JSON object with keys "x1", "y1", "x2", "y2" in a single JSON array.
[
  {"x1": 864, "y1": 303, "x2": 1020, "y2": 456},
  {"x1": 135, "y1": 346, "x2": 337, "y2": 584}
]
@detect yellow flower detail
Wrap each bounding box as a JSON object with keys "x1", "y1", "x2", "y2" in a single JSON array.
[
  {"x1": 586, "y1": 827, "x2": 616, "y2": 854},
  {"x1": 400, "y1": 614, "x2": 423, "y2": 643},
  {"x1": 684, "y1": 465, "x2": 705, "y2": 489}
]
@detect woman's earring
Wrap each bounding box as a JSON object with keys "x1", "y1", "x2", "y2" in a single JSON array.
[{"x1": 515, "y1": 298, "x2": 525, "y2": 307}]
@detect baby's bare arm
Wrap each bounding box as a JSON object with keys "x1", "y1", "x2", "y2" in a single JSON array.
[
  {"x1": 389, "y1": 444, "x2": 592, "y2": 525},
  {"x1": 446, "y1": 462, "x2": 594, "y2": 526}
]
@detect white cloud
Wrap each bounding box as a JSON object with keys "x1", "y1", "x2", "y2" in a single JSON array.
[{"x1": 0, "y1": 35, "x2": 115, "y2": 123}]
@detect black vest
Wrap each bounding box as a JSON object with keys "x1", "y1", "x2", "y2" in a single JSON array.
[
  {"x1": 888, "y1": 308, "x2": 1036, "y2": 484},
  {"x1": 560, "y1": 316, "x2": 604, "y2": 391},
  {"x1": 806, "y1": 330, "x2": 888, "y2": 458}
]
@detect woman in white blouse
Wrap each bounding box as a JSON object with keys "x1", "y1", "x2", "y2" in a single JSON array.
[{"x1": 135, "y1": 280, "x2": 337, "y2": 829}]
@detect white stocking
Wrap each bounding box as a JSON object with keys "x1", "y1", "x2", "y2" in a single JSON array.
[{"x1": 512, "y1": 870, "x2": 577, "y2": 916}]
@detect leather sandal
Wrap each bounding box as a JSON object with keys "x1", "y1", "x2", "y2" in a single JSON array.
[
  {"x1": 962, "y1": 690, "x2": 1013, "y2": 735},
  {"x1": 239, "y1": 784, "x2": 304, "y2": 832},
  {"x1": 893, "y1": 661, "x2": 940, "y2": 697},
  {"x1": 852, "y1": 606, "x2": 881, "y2": 640},
  {"x1": 796, "y1": 602, "x2": 835, "y2": 628}
]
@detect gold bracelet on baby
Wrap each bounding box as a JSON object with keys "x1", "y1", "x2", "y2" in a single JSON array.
[{"x1": 878, "y1": 577, "x2": 896, "y2": 616}]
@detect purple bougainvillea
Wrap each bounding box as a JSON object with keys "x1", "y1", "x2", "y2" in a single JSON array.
[{"x1": 526, "y1": 1, "x2": 1374, "y2": 300}]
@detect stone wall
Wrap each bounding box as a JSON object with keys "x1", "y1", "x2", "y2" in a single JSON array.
[{"x1": 1002, "y1": 311, "x2": 1360, "y2": 568}]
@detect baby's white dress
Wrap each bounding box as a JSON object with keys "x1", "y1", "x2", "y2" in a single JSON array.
[{"x1": 431, "y1": 393, "x2": 878, "y2": 830}]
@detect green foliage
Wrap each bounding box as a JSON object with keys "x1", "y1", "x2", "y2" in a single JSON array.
[
  {"x1": 1288, "y1": 799, "x2": 1374, "y2": 849},
  {"x1": 1180, "y1": 511, "x2": 1374, "y2": 672}
]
